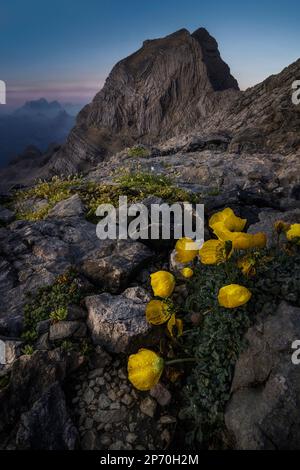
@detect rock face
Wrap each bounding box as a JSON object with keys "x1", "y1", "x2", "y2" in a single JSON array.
[
  {"x1": 85, "y1": 287, "x2": 152, "y2": 353},
  {"x1": 39, "y1": 28, "x2": 239, "y2": 175},
  {"x1": 0, "y1": 349, "x2": 82, "y2": 444},
  {"x1": 225, "y1": 302, "x2": 300, "y2": 450},
  {"x1": 16, "y1": 382, "x2": 78, "y2": 450}
]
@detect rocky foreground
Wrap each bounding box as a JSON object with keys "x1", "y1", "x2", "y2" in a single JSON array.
[{"x1": 0, "y1": 26, "x2": 300, "y2": 450}]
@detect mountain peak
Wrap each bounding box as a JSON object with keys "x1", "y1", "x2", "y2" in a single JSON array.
[{"x1": 49, "y1": 27, "x2": 241, "y2": 172}]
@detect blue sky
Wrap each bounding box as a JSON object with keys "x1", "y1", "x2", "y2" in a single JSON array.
[{"x1": 0, "y1": 0, "x2": 299, "y2": 107}]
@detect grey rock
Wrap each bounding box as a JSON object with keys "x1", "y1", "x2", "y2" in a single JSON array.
[
  {"x1": 83, "y1": 388, "x2": 95, "y2": 405},
  {"x1": 88, "y1": 368, "x2": 104, "y2": 379},
  {"x1": 0, "y1": 206, "x2": 15, "y2": 224},
  {"x1": 47, "y1": 194, "x2": 85, "y2": 219},
  {"x1": 225, "y1": 302, "x2": 300, "y2": 450},
  {"x1": 85, "y1": 287, "x2": 151, "y2": 353},
  {"x1": 16, "y1": 382, "x2": 78, "y2": 450},
  {"x1": 81, "y1": 240, "x2": 153, "y2": 293},
  {"x1": 49, "y1": 321, "x2": 87, "y2": 342},
  {"x1": 35, "y1": 333, "x2": 51, "y2": 351},
  {"x1": 66, "y1": 304, "x2": 87, "y2": 321},
  {"x1": 150, "y1": 383, "x2": 172, "y2": 407},
  {"x1": 121, "y1": 394, "x2": 133, "y2": 407},
  {"x1": 0, "y1": 337, "x2": 23, "y2": 365},
  {"x1": 126, "y1": 433, "x2": 137, "y2": 444},
  {"x1": 81, "y1": 430, "x2": 98, "y2": 450},
  {"x1": 140, "y1": 397, "x2": 157, "y2": 418},
  {"x1": 84, "y1": 417, "x2": 94, "y2": 430},
  {"x1": 98, "y1": 393, "x2": 111, "y2": 410},
  {"x1": 36, "y1": 319, "x2": 51, "y2": 335},
  {"x1": 93, "y1": 408, "x2": 127, "y2": 424},
  {"x1": 0, "y1": 349, "x2": 82, "y2": 433}
]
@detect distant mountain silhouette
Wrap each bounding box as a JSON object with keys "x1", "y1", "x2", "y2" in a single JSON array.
[{"x1": 0, "y1": 99, "x2": 79, "y2": 167}]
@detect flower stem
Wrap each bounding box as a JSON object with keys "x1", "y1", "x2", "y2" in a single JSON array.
[{"x1": 165, "y1": 358, "x2": 196, "y2": 366}]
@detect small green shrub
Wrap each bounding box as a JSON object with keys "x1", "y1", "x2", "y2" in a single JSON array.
[
  {"x1": 21, "y1": 345, "x2": 34, "y2": 356},
  {"x1": 61, "y1": 340, "x2": 74, "y2": 352},
  {"x1": 22, "y1": 269, "x2": 91, "y2": 345},
  {"x1": 49, "y1": 306, "x2": 68, "y2": 322},
  {"x1": 127, "y1": 146, "x2": 150, "y2": 158}
]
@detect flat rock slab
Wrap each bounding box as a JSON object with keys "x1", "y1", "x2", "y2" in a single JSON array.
[
  {"x1": 85, "y1": 287, "x2": 152, "y2": 353},
  {"x1": 47, "y1": 194, "x2": 85, "y2": 219},
  {"x1": 81, "y1": 240, "x2": 154, "y2": 293},
  {"x1": 49, "y1": 321, "x2": 87, "y2": 342},
  {"x1": 225, "y1": 302, "x2": 300, "y2": 450}
]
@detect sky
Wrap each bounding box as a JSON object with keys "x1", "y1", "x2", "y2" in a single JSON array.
[{"x1": 0, "y1": 0, "x2": 299, "y2": 109}]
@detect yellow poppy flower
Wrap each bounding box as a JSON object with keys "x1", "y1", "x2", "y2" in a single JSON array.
[
  {"x1": 218, "y1": 284, "x2": 252, "y2": 309},
  {"x1": 209, "y1": 208, "x2": 247, "y2": 232},
  {"x1": 199, "y1": 239, "x2": 233, "y2": 265},
  {"x1": 181, "y1": 267, "x2": 194, "y2": 279},
  {"x1": 128, "y1": 349, "x2": 164, "y2": 391},
  {"x1": 212, "y1": 223, "x2": 266, "y2": 250},
  {"x1": 167, "y1": 314, "x2": 183, "y2": 338},
  {"x1": 212, "y1": 222, "x2": 241, "y2": 244},
  {"x1": 274, "y1": 220, "x2": 291, "y2": 235},
  {"x1": 175, "y1": 237, "x2": 198, "y2": 263},
  {"x1": 234, "y1": 232, "x2": 267, "y2": 250},
  {"x1": 237, "y1": 256, "x2": 256, "y2": 277},
  {"x1": 150, "y1": 271, "x2": 175, "y2": 298},
  {"x1": 286, "y1": 224, "x2": 300, "y2": 244},
  {"x1": 146, "y1": 300, "x2": 171, "y2": 325}
]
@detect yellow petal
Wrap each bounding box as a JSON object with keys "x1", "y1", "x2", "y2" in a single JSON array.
[
  {"x1": 150, "y1": 271, "x2": 175, "y2": 298},
  {"x1": 234, "y1": 233, "x2": 267, "y2": 250},
  {"x1": 199, "y1": 239, "x2": 233, "y2": 265},
  {"x1": 286, "y1": 224, "x2": 300, "y2": 244},
  {"x1": 128, "y1": 349, "x2": 164, "y2": 391},
  {"x1": 181, "y1": 267, "x2": 194, "y2": 279},
  {"x1": 212, "y1": 222, "x2": 241, "y2": 243},
  {"x1": 146, "y1": 300, "x2": 171, "y2": 325},
  {"x1": 218, "y1": 284, "x2": 252, "y2": 309},
  {"x1": 175, "y1": 237, "x2": 198, "y2": 263},
  {"x1": 167, "y1": 314, "x2": 183, "y2": 338},
  {"x1": 209, "y1": 208, "x2": 247, "y2": 232}
]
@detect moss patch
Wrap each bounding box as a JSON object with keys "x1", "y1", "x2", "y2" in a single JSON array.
[
  {"x1": 127, "y1": 146, "x2": 151, "y2": 158},
  {"x1": 14, "y1": 173, "x2": 200, "y2": 222},
  {"x1": 22, "y1": 269, "x2": 92, "y2": 345},
  {"x1": 14, "y1": 176, "x2": 82, "y2": 221}
]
